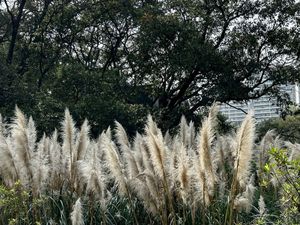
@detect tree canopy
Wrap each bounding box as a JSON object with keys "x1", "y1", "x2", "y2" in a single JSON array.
[{"x1": 0, "y1": 0, "x2": 299, "y2": 134}]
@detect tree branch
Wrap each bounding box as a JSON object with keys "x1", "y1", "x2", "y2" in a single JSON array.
[{"x1": 225, "y1": 102, "x2": 248, "y2": 114}]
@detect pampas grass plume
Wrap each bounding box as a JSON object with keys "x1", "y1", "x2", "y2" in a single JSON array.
[
  {"x1": 234, "y1": 175, "x2": 256, "y2": 213},
  {"x1": 198, "y1": 104, "x2": 219, "y2": 198},
  {"x1": 235, "y1": 112, "x2": 255, "y2": 188},
  {"x1": 102, "y1": 133, "x2": 127, "y2": 196},
  {"x1": 26, "y1": 116, "x2": 37, "y2": 154},
  {"x1": 12, "y1": 106, "x2": 33, "y2": 185},
  {"x1": 75, "y1": 119, "x2": 90, "y2": 161},
  {"x1": 115, "y1": 121, "x2": 130, "y2": 152},
  {"x1": 258, "y1": 195, "x2": 266, "y2": 216},
  {"x1": 146, "y1": 130, "x2": 166, "y2": 179},
  {"x1": 62, "y1": 108, "x2": 76, "y2": 164},
  {"x1": 71, "y1": 198, "x2": 84, "y2": 225},
  {"x1": 0, "y1": 135, "x2": 18, "y2": 186}
]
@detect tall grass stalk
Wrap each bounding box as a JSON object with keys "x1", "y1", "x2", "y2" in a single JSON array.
[
  {"x1": 1, "y1": 106, "x2": 298, "y2": 225},
  {"x1": 224, "y1": 112, "x2": 255, "y2": 225}
]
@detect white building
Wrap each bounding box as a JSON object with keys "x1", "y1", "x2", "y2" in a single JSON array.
[{"x1": 220, "y1": 83, "x2": 300, "y2": 123}]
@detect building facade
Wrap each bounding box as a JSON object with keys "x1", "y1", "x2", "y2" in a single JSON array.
[{"x1": 219, "y1": 83, "x2": 300, "y2": 123}]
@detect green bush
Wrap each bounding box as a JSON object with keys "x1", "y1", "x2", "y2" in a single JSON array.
[
  {"x1": 257, "y1": 115, "x2": 300, "y2": 142},
  {"x1": 263, "y1": 148, "x2": 300, "y2": 224}
]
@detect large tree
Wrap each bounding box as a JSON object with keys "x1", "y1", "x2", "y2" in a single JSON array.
[
  {"x1": 124, "y1": 0, "x2": 300, "y2": 127},
  {"x1": 0, "y1": 0, "x2": 299, "y2": 133}
]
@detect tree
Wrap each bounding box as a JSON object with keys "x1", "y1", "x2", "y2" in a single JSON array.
[
  {"x1": 0, "y1": 0, "x2": 299, "y2": 134},
  {"x1": 257, "y1": 114, "x2": 300, "y2": 143},
  {"x1": 124, "y1": 0, "x2": 300, "y2": 128}
]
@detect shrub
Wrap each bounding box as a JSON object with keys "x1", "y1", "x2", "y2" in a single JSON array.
[{"x1": 263, "y1": 148, "x2": 300, "y2": 224}]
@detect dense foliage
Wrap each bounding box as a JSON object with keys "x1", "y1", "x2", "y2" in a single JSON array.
[
  {"x1": 257, "y1": 114, "x2": 300, "y2": 142},
  {"x1": 0, "y1": 106, "x2": 299, "y2": 224},
  {"x1": 0, "y1": 0, "x2": 300, "y2": 134}
]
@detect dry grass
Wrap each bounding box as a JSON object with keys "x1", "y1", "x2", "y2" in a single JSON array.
[{"x1": 0, "y1": 106, "x2": 299, "y2": 224}]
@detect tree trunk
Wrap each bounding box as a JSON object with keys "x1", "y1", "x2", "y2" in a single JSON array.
[{"x1": 6, "y1": 0, "x2": 27, "y2": 64}]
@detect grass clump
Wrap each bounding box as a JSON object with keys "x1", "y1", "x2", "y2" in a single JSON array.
[{"x1": 0, "y1": 106, "x2": 299, "y2": 224}]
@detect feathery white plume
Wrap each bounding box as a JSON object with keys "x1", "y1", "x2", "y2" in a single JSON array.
[
  {"x1": 146, "y1": 115, "x2": 159, "y2": 135},
  {"x1": 234, "y1": 175, "x2": 256, "y2": 212},
  {"x1": 71, "y1": 198, "x2": 84, "y2": 225},
  {"x1": 75, "y1": 119, "x2": 90, "y2": 161},
  {"x1": 62, "y1": 108, "x2": 76, "y2": 167},
  {"x1": 115, "y1": 121, "x2": 131, "y2": 152},
  {"x1": 11, "y1": 106, "x2": 33, "y2": 186},
  {"x1": 146, "y1": 127, "x2": 166, "y2": 179},
  {"x1": 132, "y1": 133, "x2": 145, "y2": 172},
  {"x1": 164, "y1": 130, "x2": 172, "y2": 148},
  {"x1": 101, "y1": 133, "x2": 127, "y2": 196},
  {"x1": 258, "y1": 195, "x2": 266, "y2": 216},
  {"x1": 32, "y1": 134, "x2": 50, "y2": 194},
  {"x1": 198, "y1": 104, "x2": 219, "y2": 198},
  {"x1": 180, "y1": 116, "x2": 188, "y2": 146},
  {"x1": 77, "y1": 142, "x2": 106, "y2": 209},
  {"x1": 0, "y1": 134, "x2": 18, "y2": 186},
  {"x1": 177, "y1": 141, "x2": 191, "y2": 203},
  {"x1": 26, "y1": 116, "x2": 37, "y2": 155},
  {"x1": 235, "y1": 112, "x2": 255, "y2": 188}
]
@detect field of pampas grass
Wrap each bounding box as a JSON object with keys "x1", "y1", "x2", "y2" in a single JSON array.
[{"x1": 0, "y1": 106, "x2": 299, "y2": 225}]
